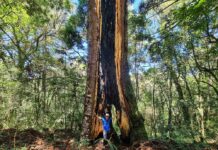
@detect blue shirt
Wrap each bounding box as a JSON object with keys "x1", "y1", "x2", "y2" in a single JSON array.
[{"x1": 102, "y1": 117, "x2": 112, "y2": 132}]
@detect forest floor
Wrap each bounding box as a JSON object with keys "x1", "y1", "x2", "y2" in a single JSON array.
[{"x1": 0, "y1": 128, "x2": 217, "y2": 150}]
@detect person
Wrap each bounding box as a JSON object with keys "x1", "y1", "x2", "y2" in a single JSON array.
[{"x1": 98, "y1": 113, "x2": 112, "y2": 140}]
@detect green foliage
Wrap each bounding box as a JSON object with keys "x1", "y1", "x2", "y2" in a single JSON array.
[
  {"x1": 0, "y1": 0, "x2": 217, "y2": 147},
  {"x1": 60, "y1": 15, "x2": 83, "y2": 48},
  {"x1": 0, "y1": 0, "x2": 86, "y2": 134},
  {"x1": 128, "y1": 0, "x2": 218, "y2": 144},
  {"x1": 60, "y1": 0, "x2": 87, "y2": 48},
  {"x1": 79, "y1": 138, "x2": 90, "y2": 148}
]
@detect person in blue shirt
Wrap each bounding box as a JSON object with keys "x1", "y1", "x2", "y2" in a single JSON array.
[{"x1": 98, "y1": 113, "x2": 112, "y2": 140}]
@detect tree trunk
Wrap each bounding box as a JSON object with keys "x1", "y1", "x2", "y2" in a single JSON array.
[
  {"x1": 81, "y1": 0, "x2": 146, "y2": 143},
  {"x1": 168, "y1": 65, "x2": 190, "y2": 125},
  {"x1": 80, "y1": 0, "x2": 100, "y2": 141},
  {"x1": 167, "y1": 75, "x2": 172, "y2": 138},
  {"x1": 152, "y1": 77, "x2": 157, "y2": 138}
]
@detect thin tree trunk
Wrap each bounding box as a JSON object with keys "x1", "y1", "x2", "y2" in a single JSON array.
[
  {"x1": 134, "y1": 41, "x2": 139, "y2": 101},
  {"x1": 198, "y1": 74, "x2": 205, "y2": 142},
  {"x1": 167, "y1": 75, "x2": 172, "y2": 138},
  {"x1": 152, "y1": 79, "x2": 157, "y2": 138}
]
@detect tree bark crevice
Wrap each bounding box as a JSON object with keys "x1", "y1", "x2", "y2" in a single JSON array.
[{"x1": 81, "y1": 0, "x2": 146, "y2": 143}]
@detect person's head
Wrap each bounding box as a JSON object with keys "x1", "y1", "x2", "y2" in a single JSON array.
[{"x1": 105, "y1": 113, "x2": 110, "y2": 120}]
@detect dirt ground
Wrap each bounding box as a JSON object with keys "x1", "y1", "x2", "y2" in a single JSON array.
[{"x1": 0, "y1": 128, "x2": 217, "y2": 150}]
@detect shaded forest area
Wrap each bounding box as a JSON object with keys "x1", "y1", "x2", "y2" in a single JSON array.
[{"x1": 0, "y1": 0, "x2": 217, "y2": 149}]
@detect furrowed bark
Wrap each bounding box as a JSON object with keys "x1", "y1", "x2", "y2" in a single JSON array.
[
  {"x1": 81, "y1": 0, "x2": 100, "y2": 139},
  {"x1": 81, "y1": 0, "x2": 146, "y2": 143},
  {"x1": 115, "y1": 0, "x2": 131, "y2": 140}
]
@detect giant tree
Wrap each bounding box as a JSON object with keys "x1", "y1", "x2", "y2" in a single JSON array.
[{"x1": 81, "y1": 0, "x2": 146, "y2": 142}]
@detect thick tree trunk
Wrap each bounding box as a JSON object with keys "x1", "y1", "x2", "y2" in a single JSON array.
[{"x1": 81, "y1": 0, "x2": 146, "y2": 143}]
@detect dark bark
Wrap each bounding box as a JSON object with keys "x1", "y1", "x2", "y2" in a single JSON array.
[{"x1": 81, "y1": 0, "x2": 146, "y2": 143}]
